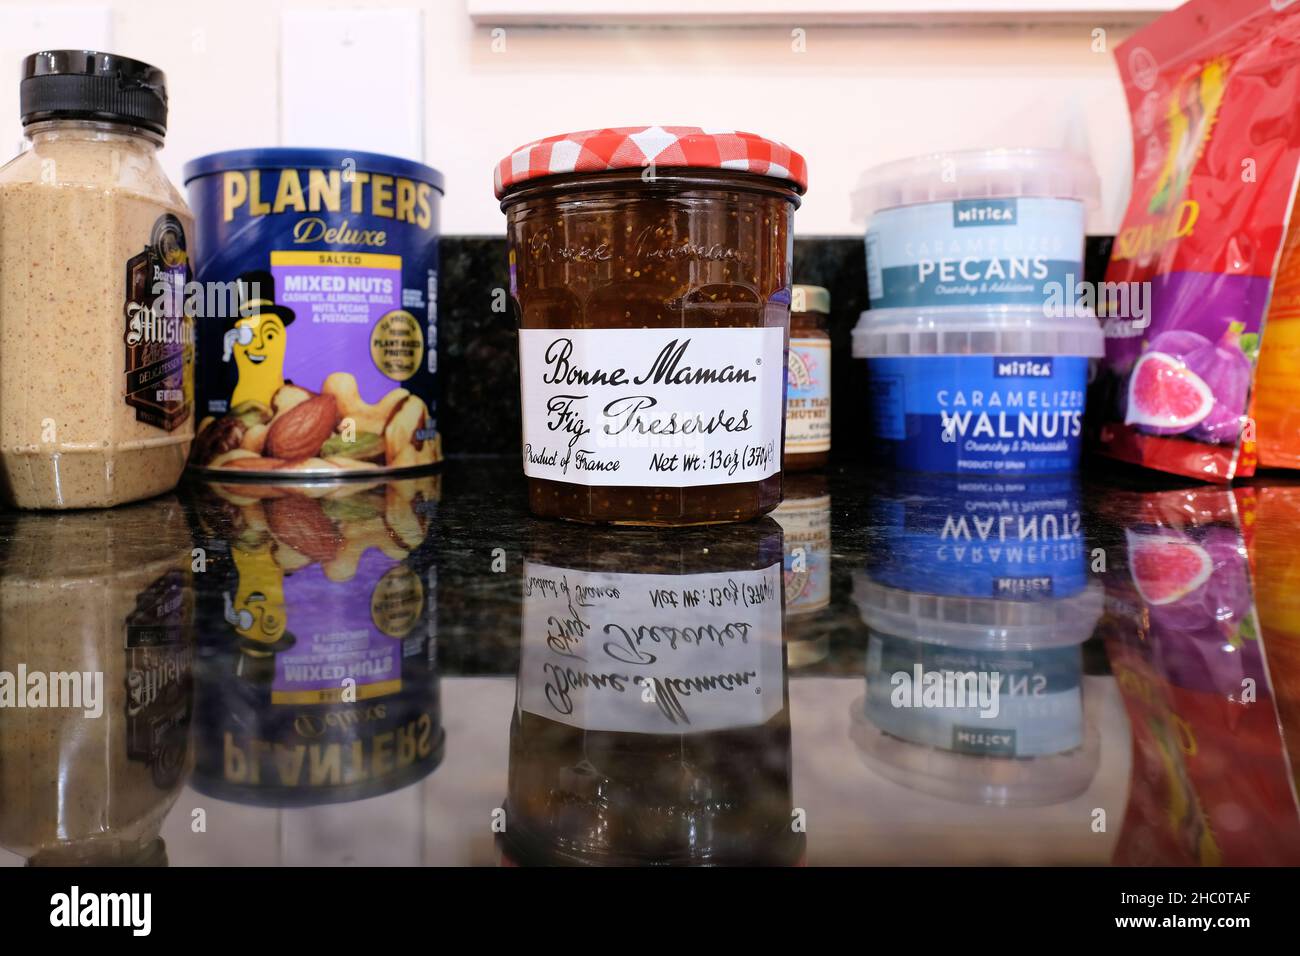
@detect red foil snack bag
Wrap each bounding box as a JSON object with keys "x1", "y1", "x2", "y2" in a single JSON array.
[
  {"x1": 1099, "y1": 486, "x2": 1300, "y2": 865},
  {"x1": 1094, "y1": 0, "x2": 1300, "y2": 482}
]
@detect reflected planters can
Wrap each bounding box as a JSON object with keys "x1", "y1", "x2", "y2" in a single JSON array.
[
  {"x1": 184, "y1": 148, "x2": 444, "y2": 478},
  {"x1": 496, "y1": 126, "x2": 807, "y2": 525},
  {"x1": 188, "y1": 475, "x2": 443, "y2": 806}
]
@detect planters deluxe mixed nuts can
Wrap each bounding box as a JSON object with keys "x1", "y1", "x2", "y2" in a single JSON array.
[{"x1": 183, "y1": 148, "x2": 443, "y2": 476}]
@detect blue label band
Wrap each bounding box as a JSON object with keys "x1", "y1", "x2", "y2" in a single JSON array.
[
  {"x1": 866, "y1": 196, "x2": 1084, "y2": 309},
  {"x1": 867, "y1": 354, "x2": 1089, "y2": 475},
  {"x1": 864, "y1": 633, "x2": 1085, "y2": 758},
  {"x1": 867, "y1": 475, "x2": 1086, "y2": 598}
]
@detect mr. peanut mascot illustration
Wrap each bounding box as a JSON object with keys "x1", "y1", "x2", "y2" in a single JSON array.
[{"x1": 224, "y1": 269, "x2": 295, "y2": 407}]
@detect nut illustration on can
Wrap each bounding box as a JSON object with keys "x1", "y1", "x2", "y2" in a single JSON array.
[{"x1": 183, "y1": 148, "x2": 444, "y2": 476}]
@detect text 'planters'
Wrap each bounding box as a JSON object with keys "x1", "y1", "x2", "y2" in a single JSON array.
[
  {"x1": 496, "y1": 126, "x2": 807, "y2": 525},
  {"x1": 853, "y1": 305, "x2": 1104, "y2": 475},
  {"x1": 184, "y1": 148, "x2": 444, "y2": 477}
]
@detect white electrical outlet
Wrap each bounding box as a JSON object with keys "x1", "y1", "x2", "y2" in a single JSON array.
[
  {"x1": 280, "y1": 9, "x2": 425, "y2": 161},
  {"x1": 0, "y1": 6, "x2": 113, "y2": 156}
]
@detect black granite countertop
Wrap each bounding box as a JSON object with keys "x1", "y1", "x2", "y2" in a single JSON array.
[{"x1": 2, "y1": 458, "x2": 1299, "y2": 866}]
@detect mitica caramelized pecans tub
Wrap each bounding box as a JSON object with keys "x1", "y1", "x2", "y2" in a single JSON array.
[
  {"x1": 183, "y1": 148, "x2": 443, "y2": 477},
  {"x1": 853, "y1": 148, "x2": 1098, "y2": 311}
]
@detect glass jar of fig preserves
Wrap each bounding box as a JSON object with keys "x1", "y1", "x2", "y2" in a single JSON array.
[{"x1": 495, "y1": 127, "x2": 807, "y2": 526}]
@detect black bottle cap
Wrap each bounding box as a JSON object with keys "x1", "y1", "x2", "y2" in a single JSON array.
[{"x1": 19, "y1": 50, "x2": 167, "y2": 136}]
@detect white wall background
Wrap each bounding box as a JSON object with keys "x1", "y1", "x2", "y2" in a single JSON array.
[{"x1": 0, "y1": 0, "x2": 1141, "y2": 235}]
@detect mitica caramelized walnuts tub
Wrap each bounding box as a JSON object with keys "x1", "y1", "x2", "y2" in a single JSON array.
[
  {"x1": 496, "y1": 126, "x2": 807, "y2": 525},
  {"x1": 0, "y1": 52, "x2": 195, "y2": 509}
]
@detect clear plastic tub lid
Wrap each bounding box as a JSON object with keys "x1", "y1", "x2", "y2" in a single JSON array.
[
  {"x1": 852, "y1": 147, "x2": 1100, "y2": 223},
  {"x1": 851, "y1": 572, "x2": 1104, "y2": 650},
  {"x1": 848, "y1": 696, "x2": 1100, "y2": 807},
  {"x1": 851, "y1": 304, "x2": 1105, "y2": 359}
]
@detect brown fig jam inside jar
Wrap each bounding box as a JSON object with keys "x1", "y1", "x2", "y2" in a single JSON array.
[{"x1": 497, "y1": 129, "x2": 805, "y2": 526}]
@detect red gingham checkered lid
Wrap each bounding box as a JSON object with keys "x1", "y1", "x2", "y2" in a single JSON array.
[{"x1": 495, "y1": 125, "x2": 808, "y2": 198}]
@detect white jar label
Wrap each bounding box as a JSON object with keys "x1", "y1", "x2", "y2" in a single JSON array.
[
  {"x1": 519, "y1": 561, "x2": 785, "y2": 734},
  {"x1": 785, "y1": 337, "x2": 831, "y2": 454},
  {"x1": 518, "y1": 327, "x2": 785, "y2": 487}
]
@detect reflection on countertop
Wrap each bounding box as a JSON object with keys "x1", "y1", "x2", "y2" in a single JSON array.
[{"x1": 1, "y1": 460, "x2": 1299, "y2": 866}]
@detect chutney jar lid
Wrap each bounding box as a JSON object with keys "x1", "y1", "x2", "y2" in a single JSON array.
[{"x1": 494, "y1": 125, "x2": 808, "y2": 198}]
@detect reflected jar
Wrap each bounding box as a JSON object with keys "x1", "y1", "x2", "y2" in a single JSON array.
[
  {"x1": 0, "y1": 496, "x2": 194, "y2": 865},
  {"x1": 501, "y1": 518, "x2": 801, "y2": 866},
  {"x1": 498, "y1": 133, "x2": 805, "y2": 526}
]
